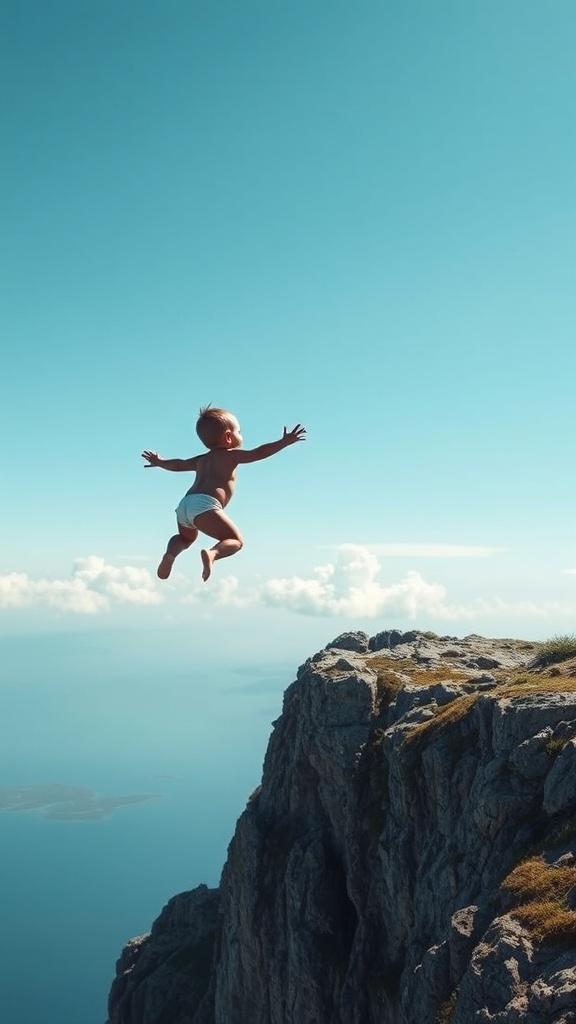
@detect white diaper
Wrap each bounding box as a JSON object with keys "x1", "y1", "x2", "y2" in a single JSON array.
[{"x1": 176, "y1": 493, "x2": 223, "y2": 528}]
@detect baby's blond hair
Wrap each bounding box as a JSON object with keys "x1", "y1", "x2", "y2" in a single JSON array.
[{"x1": 196, "y1": 405, "x2": 236, "y2": 447}]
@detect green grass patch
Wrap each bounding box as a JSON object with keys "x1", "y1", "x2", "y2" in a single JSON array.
[{"x1": 532, "y1": 634, "x2": 576, "y2": 668}]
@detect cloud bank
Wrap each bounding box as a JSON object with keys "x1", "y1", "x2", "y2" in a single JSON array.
[
  {"x1": 366, "y1": 544, "x2": 507, "y2": 558},
  {"x1": 258, "y1": 545, "x2": 448, "y2": 617},
  {"x1": 1, "y1": 546, "x2": 573, "y2": 624},
  {"x1": 0, "y1": 557, "x2": 162, "y2": 614},
  {"x1": 208, "y1": 545, "x2": 575, "y2": 623}
]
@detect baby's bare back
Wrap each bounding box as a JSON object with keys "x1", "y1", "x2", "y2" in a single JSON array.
[{"x1": 186, "y1": 449, "x2": 237, "y2": 507}]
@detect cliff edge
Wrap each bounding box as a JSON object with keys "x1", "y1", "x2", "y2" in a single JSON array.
[{"x1": 107, "y1": 630, "x2": 576, "y2": 1024}]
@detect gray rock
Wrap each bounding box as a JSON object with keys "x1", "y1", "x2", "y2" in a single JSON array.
[
  {"x1": 455, "y1": 918, "x2": 576, "y2": 1024},
  {"x1": 509, "y1": 728, "x2": 554, "y2": 779},
  {"x1": 107, "y1": 885, "x2": 220, "y2": 1024},
  {"x1": 326, "y1": 631, "x2": 370, "y2": 653},
  {"x1": 448, "y1": 905, "x2": 482, "y2": 983},
  {"x1": 544, "y1": 739, "x2": 576, "y2": 814},
  {"x1": 369, "y1": 629, "x2": 419, "y2": 651},
  {"x1": 454, "y1": 917, "x2": 535, "y2": 1024},
  {"x1": 107, "y1": 631, "x2": 576, "y2": 1024}
]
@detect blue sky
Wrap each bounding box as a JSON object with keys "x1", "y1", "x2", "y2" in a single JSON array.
[{"x1": 1, "y1": 0, "x2": 575, "y2": 648}]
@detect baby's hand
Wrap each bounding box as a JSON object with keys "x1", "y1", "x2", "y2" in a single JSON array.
[
  {"x1": 283, "y1": 425, "x2": 306, "y2": 445},
  {"x1": 141, "y1": 450, "x2": 162, "y2": 467}
]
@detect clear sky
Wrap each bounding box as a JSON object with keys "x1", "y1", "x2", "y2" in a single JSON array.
[{"x1": 1, "y1": 0, "x2": 575, "y2": 649}]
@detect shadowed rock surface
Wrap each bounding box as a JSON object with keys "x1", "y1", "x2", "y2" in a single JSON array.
[{"x1": 107, "y1": 630, "x2": 576, "y2": 1024}]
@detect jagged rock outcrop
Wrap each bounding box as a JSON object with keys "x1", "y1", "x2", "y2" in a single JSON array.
[
  {"x1": 107, "y1": 886, "x2": 220, "y2": 1024},
  {"x1": 107, "y1": 630, "x2": 576, "y2": 1024}
]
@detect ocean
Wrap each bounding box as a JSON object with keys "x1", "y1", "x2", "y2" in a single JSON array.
[{"x1": 0, "y1": 627, "x2": 296, "y2": 1024}]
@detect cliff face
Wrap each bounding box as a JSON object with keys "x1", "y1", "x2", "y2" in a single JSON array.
[{"x1": 107, "y1": 630, "x2": 576, "y2": 1024}]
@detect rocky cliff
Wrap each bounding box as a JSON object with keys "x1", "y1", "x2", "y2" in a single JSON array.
[{"x1": 107, "y1": 630, "x2": 576, "y2": 1024}]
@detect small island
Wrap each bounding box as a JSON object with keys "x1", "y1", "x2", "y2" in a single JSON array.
[{"x1": 0, "y1": 784, "x2": 161, "y2": 821}]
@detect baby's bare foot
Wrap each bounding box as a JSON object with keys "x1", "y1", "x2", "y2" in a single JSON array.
[
  {"x1": 157, "y1": 554, "x2": 174, "y2": 580},
  {"x1": 201, "y1": 549, "x2": 214, "y2": 582}
]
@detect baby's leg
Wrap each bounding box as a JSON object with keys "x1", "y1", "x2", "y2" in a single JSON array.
[
  {"x1": 193, "y1": 510, "x2": 243, "y2": 581},
  {"x1": 157, "y1": 524, "x2": 198, "y2": 579}
]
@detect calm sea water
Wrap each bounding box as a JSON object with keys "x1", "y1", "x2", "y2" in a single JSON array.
[{"x1": 0, "y1": 630, "x2": 295, "y2": 1024}]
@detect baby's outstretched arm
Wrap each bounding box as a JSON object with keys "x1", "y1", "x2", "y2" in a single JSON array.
[
  {"x1": 141, "y1": 451, "x2": 199, "y2": 471},
  {"x1": 235, "y1": 424, "x2": 306, "y2": 464}
]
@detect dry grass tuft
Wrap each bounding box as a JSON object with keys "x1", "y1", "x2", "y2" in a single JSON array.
[
  {"x1": 511, "y1": 901, "x2": 576, "y2": 944},
  {"x1": 367, "y1": 655, "x2": 470, "y2": 689},
  {"x1": 502, "y1": 856, "x2": 576, "y2": 945},
  {"x1": 367, "y1": 652, "x2": 474, "y2": 718},
  {"x1": 403, "y1": 693, "x2": 481, "y2": 746},
  {"x1": 374, "y1": 669, "x2": 405, "y2": 705},
  {"x1": 499, "y1": 676, "x2": 576, "y2": 699},
  {"x1": 436, "y1": 990, "x2": 457, "y2": 1024},
  {"x1": 502, "y1": 857, "x2": 576, "y2": 901}
]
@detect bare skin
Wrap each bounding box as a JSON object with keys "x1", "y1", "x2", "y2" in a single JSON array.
[
  {"x1": 156, "y1": 509, "x2": 243, "y2": 582},
  {"x1": 142, "y1": 416, "x2": 305, "y2": 581}
]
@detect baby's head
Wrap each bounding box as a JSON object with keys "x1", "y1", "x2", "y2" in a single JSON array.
[{"x1": 196, "y1": 405, "x2": 242, "y2": 449}]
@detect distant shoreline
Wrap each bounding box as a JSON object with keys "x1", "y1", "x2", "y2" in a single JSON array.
[{"x1": 0, "y1": 784, "x2": 161, "y2": 822}]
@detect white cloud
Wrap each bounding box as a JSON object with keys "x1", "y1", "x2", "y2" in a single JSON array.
[
  {"x1": 3, "y1": 547, "x2": 573, "y2": 625},
  {"x1": 212, "y1": 575, "x2": 255, "y2": 607},
  {"x1": 0, "y1": 557, "x2": 163, "y2": 614},
  {"x1": 366, "y1": 544, "x2": 507, "y2": 558},
  {"x1": 188, "y1": 544, "x2": 576, "y2": 623},
  {"x1": 117, "y1": 554, "x2": 155, "y2": 563},
  {"x1": 561, "y1": 568, "x2": 576, "y2": 575},
  {"x1": 255, "y1": 545, "x2": 449, "y2": 617}
]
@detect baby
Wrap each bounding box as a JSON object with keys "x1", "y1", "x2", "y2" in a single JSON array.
[{"x1": 142, "y1": 405, "x2": 306, "y2": 581}]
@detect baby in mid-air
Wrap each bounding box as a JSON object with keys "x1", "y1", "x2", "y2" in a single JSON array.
[{"x1": 142, "y1": 405, "x2": 306, "y2": 581}]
